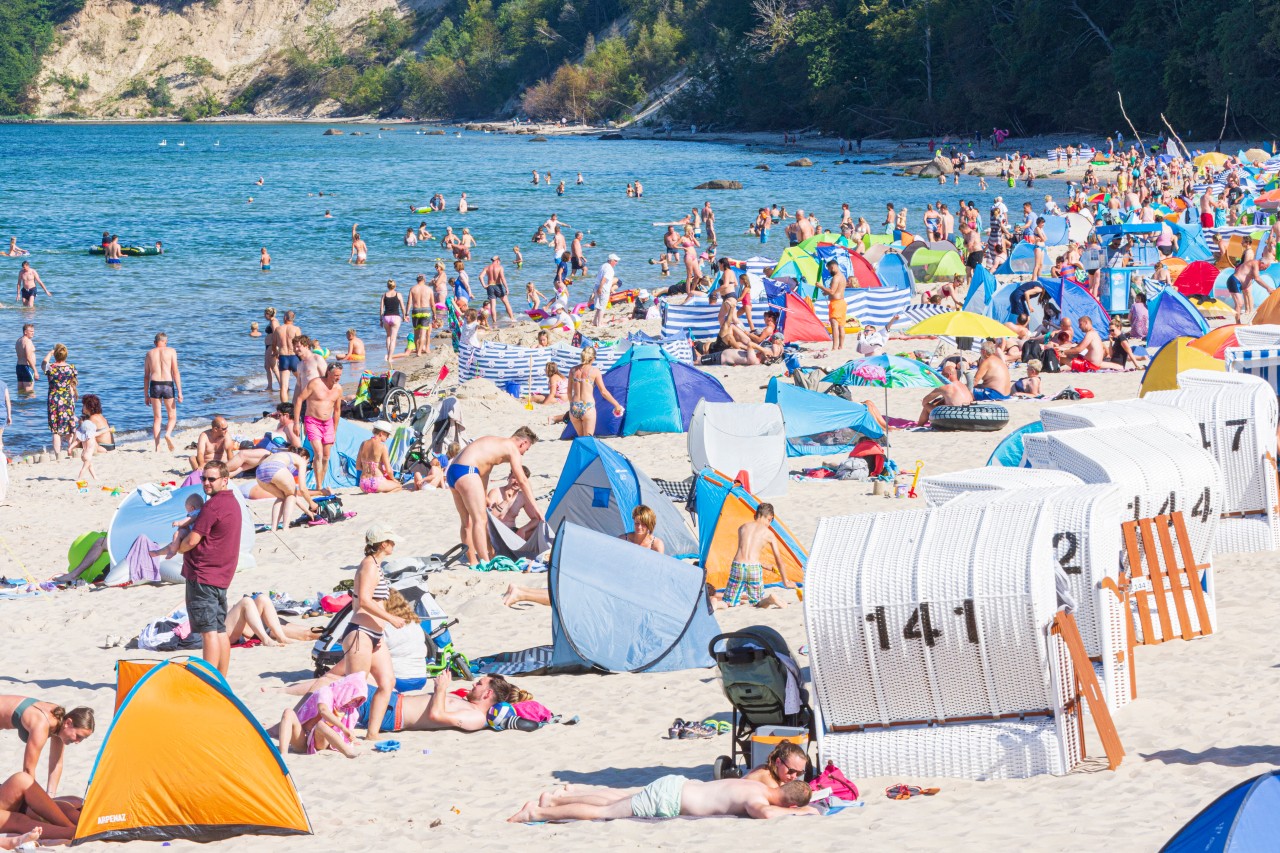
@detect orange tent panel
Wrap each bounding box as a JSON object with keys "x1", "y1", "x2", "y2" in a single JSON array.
[
  {"x1": 113, "y1": 660, "x2": 158, "y2": 713},
  {"x1": 702, "y1": 491, "x2": 806, "y2": 591},
  {"x1": 1188, "y1": 324, "x2": 1240, "y2": 358},
  {"x1": 1254, "y1": 288, "x2": 1280, "y2": 326},
  {"x1": 75, "y1": 658, "x2": 311, "y2": 845}
]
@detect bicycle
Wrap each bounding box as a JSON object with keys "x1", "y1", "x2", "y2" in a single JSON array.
[{"x1": 423, "y1": 618, "x2": 474, "y2": 681}]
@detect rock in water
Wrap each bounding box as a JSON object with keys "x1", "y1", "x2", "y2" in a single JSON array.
[
  {"x1": 754, "y1": 164, "x2": 771, "y2": 171},
  {"x1": 598, "y1": 132, "x2": 624, "y2": 140},
  {"x1": 694, "y1": 179, "x2": 742, "y2": 190},
  {"x1": 786, "y1": 158, "x2": 813, "y2": 167},
  {"x1": 531, "y1": 136, "x2": 548, "y2": 142},
  {"x1": 322, "y1": 129, "x2": 343, "y2": 136}
]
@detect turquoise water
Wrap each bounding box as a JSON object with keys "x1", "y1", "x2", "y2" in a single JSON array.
[{"x1": 0, "y1": 123, "x2": 1046, "y2": 453}]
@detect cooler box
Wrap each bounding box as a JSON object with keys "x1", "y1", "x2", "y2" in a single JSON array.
[{"x1": 750, "y1": 725, "x2": 809, "y2": 767}]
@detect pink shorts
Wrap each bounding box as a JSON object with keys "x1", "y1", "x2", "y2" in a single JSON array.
[{"x1": 304, "y1": 415, "x2": 336, "y2": 446}]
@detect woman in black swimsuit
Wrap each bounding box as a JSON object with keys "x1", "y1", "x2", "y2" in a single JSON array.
[
  {"x1": 379, "y1": 280, "x2": 406, "y2": 364},
  {"x1": 263, "y1": 307, "x2": 280, "y2": 393},
  {"x1": 341, "y1": 527, "x2": 405, "y2": 740}
]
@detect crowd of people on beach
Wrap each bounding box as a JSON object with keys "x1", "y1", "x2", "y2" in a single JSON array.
[{"x1": 4, "y1": 129, "x2": 1278, "y2": 842}]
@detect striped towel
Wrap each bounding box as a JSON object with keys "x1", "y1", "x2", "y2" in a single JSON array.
[{"x1": 459, "y1": 339, "x2": 691, "y2": 393}]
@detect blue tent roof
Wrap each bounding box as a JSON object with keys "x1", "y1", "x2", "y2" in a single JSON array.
[
  {"x1": 996, "y1": 242, "x2": 1038, "y2": 274},
  {"x1": 546, "y1": 437, "x2": 699, "y2": 557},
  {"x1": 987, "y1": 421, "x2": 1043, "y2": 467},
  {"x1": 561, "y1": 344, "x2": 731, "y2": 438},
  {"x1": 875, "y1": 254, "x2": 915, "y2": 290},
  {"x1": 548, "y1": 522, "x2": 719, "y2": 673},
  {"x1": 1040, "y1": 215, "x2": 1071, "y2": 245},
  {"x1": 1162, "y1": 770, "x2": 1280, "y2": 853},
  {"x1": 1147, "y1": 286, "x2": 1210, "y2": 351},
  {"x1": 1172, "y1": 222, "x2": 1215, "y2": 263},
  {"x1": 963, "y1": 266, "x2": 998, "y2": 316},
  {"x1": 1042, "y1": 277, "x2": 1110, "y2": 342},
  {"x1": 764, "y1": 376, "x2": 884, "y2": 455}
]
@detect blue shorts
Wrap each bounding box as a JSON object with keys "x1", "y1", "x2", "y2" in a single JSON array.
[
  {"x1": 354, "y1": 687, "x2": 402, "y2": 732},
  {"x1": 15, "y1": 364, "x2": 35, "y2": 384},
  {"x1": 1227, "y1": 275, "x2": 1243, "y2": 294},
  {"x1": 277, "y1": 355, "x2": 300, "y2": 372},
  {"x1": 446, "y1": 463, "x2": 479, "y2": 488},
  {"x1": 972, "y1": 387, "x2": 1009, "y2": 401}
]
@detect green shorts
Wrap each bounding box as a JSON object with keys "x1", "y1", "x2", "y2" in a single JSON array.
[{"x1": 631, "y1": 774, "x2": 687, "y2": 819}]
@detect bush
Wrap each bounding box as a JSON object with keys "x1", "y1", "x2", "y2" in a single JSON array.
[
  {"x1": 147, "y1": 75, "x2": 172, "y2": 108},
  {"x1": 183, "y1": 55, "x2": 215, "y2": 79}
]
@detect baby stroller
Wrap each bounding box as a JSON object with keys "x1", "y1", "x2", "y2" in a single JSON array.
[
  {"x1": 708, "y1": 626, "x2": 814, "y2": 780},
  {"x1": 311, "y1": 546, "x2": 470, "y2": 679}
]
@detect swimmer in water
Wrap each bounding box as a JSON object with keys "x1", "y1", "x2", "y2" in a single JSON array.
[
  {"x1": 250, "y1": 321, "x2": 262, "y2": 338},
  {"x1": 3, "y1": 237, "x2": 28, "y2": 257},
  {"x1": 513, "y1": 246, "x2": 523, "y2": 269},
  {"x1": 324, "y1": 210, "x2": 332, "y2": 218},
  {"x1": 17, "y1": 261, "x2": 51, "y2": 306},
  {"x1": 256, "y1": 176, "x2": 264, "y2": 185},
  {"x1": 351, "y1": 225, "x2": 368, "y2": 265},
  {"x1": 260, "y1": 247, "x2": 271, "y2": 271}
]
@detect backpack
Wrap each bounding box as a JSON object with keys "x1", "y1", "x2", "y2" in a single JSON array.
[
  {"x1": 313, "y1": 496, "x2": 346, "y2": 524},
  {"x1": 810, "y1": 761, "x2": 859, "y2": 802}
]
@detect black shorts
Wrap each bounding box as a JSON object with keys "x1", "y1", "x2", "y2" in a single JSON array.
[
  {"x1": 186, "y1": 581, "x2": 228, "y2": 634},
  {"x1": 965, "y1": 251, "x2": 985, "y2": 269},
  {"x1": 571, "y1": 256, "x2": 585, "y2": 272},
  {"x1": 485, "y1": 283, "x2": 507, "y2": 301},
  {"x1": 149, "y1": 381, "x2": 175, "y2": 400}
]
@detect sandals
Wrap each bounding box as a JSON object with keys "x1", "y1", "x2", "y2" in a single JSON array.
[
  {"x1": 667, "y1": 718, "x2": 717, "y2": 739},
  {"x1": 885, "y1": 784, "x2": 940, "y2": 800}
]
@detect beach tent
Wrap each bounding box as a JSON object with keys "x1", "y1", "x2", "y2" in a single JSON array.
[
  {"x1": 1161, "y1": 770, "x2": 1280, "y2": 853},
  {"x1": 874, "y1": 253, "x2": 915, "y2": 290},
  {"x1": 105, "y1": 484, "x2": 255, "y2": 585},
  {"x1": 692, "y1": 468, "x2": 807, "y2": 591},
  {"x1": 687, "y1": 401, "x2": 789, "y2": 497},
  {"x1": 962, "y1": 266, "x2": 999, "y2": 316},
  {"x1": 1189, "y1": 324, "x2": 1241, "y2": 358},
  {"x1": 987, "y1": 421, "x2": 1044, "y2": 467},
  {"x1": 546, "y1": 437, "x2": 698, "y2": 557},
  {"x1": 909, "y1": 248, "x2": 966, "y2": 282},
  {"x1": 1251, "y1": 288, "x2": 1280, "y2": 325},
  {"x1": 996, "y1": 242, "x2": 1038, "y2": 274},
  {"x1": 560, "y1": 344, "x2": 731, "y2": 438},
  {"x1": 815, "y1": 243, "x2": 882, "y2": 289},
  {"x1": 1066, "y1": 212, "x2": 1093, "y2": 243},
  {"x1": 73, "y1": 657, "x2": 310, "y2": 844},
  {"x1": 1140, "y1": 336, "x2": 1226, "y2": 395},
  {"x1": 1040, "y1": 215, "x2": 1071, "y2": 245},
  {"x1": 769, "y1": 246, "x2": 819, "y2": 287},
  {"x1": 1045, "y1": 277, "x2": 1110, "y2": 342},
  {"x1": 1171, "y1": 222, "x2": 1215, "y2": 263},
  {"x1": 900, "y1": 240, "x2": 928, "y2": 265},
  {"x1": 546, "y1": 522, "x2": 719, "y2": 673},
  {"x1": 1214, "y1": 268, "x2": 1274, "y2": 309},
  {"x1": 1175, "y1": 261, "x2": 1219, "y2": 297},
  {"x1": 764, "y1": 375, "x2": 884, "y2": 455},
  {"x1": 1147, "y1": 286, "x2": 1211, "y2": 351}
]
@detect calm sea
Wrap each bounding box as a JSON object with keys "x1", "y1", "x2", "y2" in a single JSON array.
[{"x1": 0, "y1": 123, "x2": 1047, "y2": 454}]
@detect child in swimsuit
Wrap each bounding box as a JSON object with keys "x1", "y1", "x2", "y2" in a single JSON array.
[{"x1": 150, "y1": 494, "x2": 204, "y2": 559}]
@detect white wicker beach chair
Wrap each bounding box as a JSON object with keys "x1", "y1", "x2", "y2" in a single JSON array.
[
  {"x1": 1225, "y1": 347, "x2": 1280, "y2": 398},
  {"x1": 805, "y1": 502, "x2": 1084, "y2": 780},
  {"x1": 949, "y1": 486, "x2": 1131, "y2": 712},
  {"x1": 1232, "y1": 325, "x2": 1280, "y2": 349},
  {"x1": 921, "y1": 467, "x2": 1082, "y2": 508},
  {"x1": 1039, "y1": 398, "x2": 1197, "y2": 439},
  {"x1": 1148, "y1": 371, "x2": 1279, "y2": 554}
]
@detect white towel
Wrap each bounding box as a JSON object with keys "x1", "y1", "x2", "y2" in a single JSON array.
[
  {"x1": 776, "y1": 652, "x2": 803, "y2": 716},
  {"x1": 137, "y1": 483, "x2": 173, "y2": 506}
]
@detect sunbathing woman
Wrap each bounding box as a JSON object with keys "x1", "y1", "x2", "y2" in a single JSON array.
[
  {"x1": 0, "y1": 771, "x2": 83, "y2": 842},
  {"x1": 0, "y1": 696, "x2": 94, "y2": 824},
  {"x1": 502, "y1": 506, "x2": 663, "y2": 606},
  {"x1": 276, "y1": 673, "x2": 366, "y2": 759},
  {"x1": 743, "y1": 741, "x2": 809, "y2": 789},
  {"x1": 225, "y1": 594, "x2": 316, "y2": 646}
]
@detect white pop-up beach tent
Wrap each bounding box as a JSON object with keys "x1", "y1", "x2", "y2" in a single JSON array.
[{"x1": 687, "y1": 400, "x2": 789, "y2": 497}]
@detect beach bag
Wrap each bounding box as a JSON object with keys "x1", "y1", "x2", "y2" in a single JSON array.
[
  {"x1": 810, "y1": 761, "x2": 859, "y2": 801},
  {"x1": 314, "y1": 496, "x2": 346, "y2": 524},
  {"x1": 1038, "y1": 346, "x2": 1061, "y2": 374},
  {"x1": 848, "y1": 439, "x2": 887, "y2": 478}
]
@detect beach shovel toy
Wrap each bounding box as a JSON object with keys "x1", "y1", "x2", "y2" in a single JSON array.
[
  {"x1": 907, "y1": 460, "x2": 923, "y2": 498},
  {"x1": 427, "y1": 364, "x2": 450, "y2": 398},
  {"x1": 524, "y1": 357, "x2": 535, "y2": 410}
]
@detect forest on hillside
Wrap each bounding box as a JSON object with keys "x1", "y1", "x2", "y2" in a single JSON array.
[{"x1": 4, "y1": 0, "x2": 1278, "y2": 139}]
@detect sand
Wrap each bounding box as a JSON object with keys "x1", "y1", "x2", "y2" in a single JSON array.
[{"x1": 2, "y1": 304, "x2": 1277, "y2": 852}]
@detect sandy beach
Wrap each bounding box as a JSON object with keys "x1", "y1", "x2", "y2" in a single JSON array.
[{"x1": 3, "y1": 293, "x2": 1277, "y2": 851}]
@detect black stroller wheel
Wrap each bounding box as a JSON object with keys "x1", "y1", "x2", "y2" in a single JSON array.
[
  {"x1": 382, "y1": 387, "x2": 415, "y2": 423},
  {"x1": 713, "y1": 756, "x2": 739, "y2": 780}
]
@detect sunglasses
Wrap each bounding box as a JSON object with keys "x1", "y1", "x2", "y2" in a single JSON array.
[
  {"x1": 202, "y1": 475, "x2": 225, "y2": 482},
  {"x1": 778, "y1": 762, "x2": 806, "y2": 776}
]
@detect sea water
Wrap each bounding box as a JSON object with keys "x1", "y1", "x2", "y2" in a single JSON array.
[{"x1": 0, "y1": 123, "x2": 1046, "y2": 453}]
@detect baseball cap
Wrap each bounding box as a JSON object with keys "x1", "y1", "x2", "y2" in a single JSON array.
[
  {"x1": 365, "y1": 523, "x2": 399, "y2": 546},
  {"x1": 372, "y1": 420, "x2": 396, "y2": 435},
  {"x1": 607, "y1": 253, "x2": 620, "y2": 262}
]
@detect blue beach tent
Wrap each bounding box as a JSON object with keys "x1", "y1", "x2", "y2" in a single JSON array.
[
  {"x1": 962, "y1": 266, "x2": 999, "y2": 316},
  {"x1": 987, "y1": 421, "x2": 1043, "y2": 467},
  {"x1": 1040, "y1": 215, "x2": 1071, "y2": 245},
  {"x1": 764, "y1": 376, "x2": 885, "y2": 456},
  {"x1": 560, "y1": 344, "x2": 731, "y2": 438},
  {"x1": 1161, "y1": 770, "x2": 1280, "y2": 852},
  {"x1": 547, "y1": 522, "x2": 719, "y2": 673},
  {"x1": 1171, "y1": 222, "x2": 1215, "y2": 263},
  {"x1": 874, "y1": 253, "x2": 915, "y2": 290},
  {"x1": 1147, "y1": 286, "x2": 1210, "y2": 351},
  {"x1": 996, "y1": 242, "x2": 1038, "y2": 274},
  {"x1": 546, "y1": 437, "x2": 698, "y2": 557}
]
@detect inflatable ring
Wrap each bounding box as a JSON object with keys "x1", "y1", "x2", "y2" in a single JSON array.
[{"x1": 930, "y1": 403, "x2": 1010, "y2": 432}]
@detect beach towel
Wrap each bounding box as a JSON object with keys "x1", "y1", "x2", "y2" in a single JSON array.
[
  {"x1": 137, "y1": 483, "x2": 173, "y2": 506},
  {"x1": 123, "y1": 535, "x2": 164, "y2": 584},
  {"x1": 473, "y1": 645, "x2": 556, "y2": 676}
]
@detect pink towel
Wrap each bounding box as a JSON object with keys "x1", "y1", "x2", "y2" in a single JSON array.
[
  {"x1": 180, "y1": 470, "x2": 203, "y2": 487},
  {"x1": 512, "y1": 700, "x2": 553, "y2": 722}
]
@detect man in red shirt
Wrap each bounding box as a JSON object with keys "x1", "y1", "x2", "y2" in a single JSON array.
[{"x1": 177, "y1": 461, "x2": 244, "y2": 675}]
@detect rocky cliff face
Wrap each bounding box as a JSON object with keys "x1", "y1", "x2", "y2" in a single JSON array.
[{"x1": 35, "y1": 0, "x2": 421, "y2": 117}]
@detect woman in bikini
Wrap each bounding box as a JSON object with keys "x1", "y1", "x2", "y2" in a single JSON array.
[
  {"x1": 263, "y1": 306, "x2": 280, "y2": 393},
  {"x1": 536, "y1": 362, "x2": 568, "y2": 406},
  {"x1": 680, "y1": 225, "x2": 701, "y2": 286},
  {"x1": 0, "y1": 696, "x2": 94, "y2": 830},
  {"x1": 256, "y1": 448, "x2": 319, "y2": 530},
  {"x1": 344, "y1": 526, "x2": 405, "y2": 741},
  {"x1": 567, "y1": 347, "x2": 624, "y2": 438}
]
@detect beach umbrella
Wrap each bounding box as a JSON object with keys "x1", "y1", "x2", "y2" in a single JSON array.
[
  {"x1": 1188, "y1": 324, "x2": 1240, "y2": 358},
  {"x1": 823, "y1": 353, "x2": 942, "y2": 431},
  {"x1": 906, "y1": 310, "x2": 1015, "y2": 339},
  {"x1": 1245, "y1": 147, "x2": 1270, "y2": 164},
  {"x1": 1194, "y1": 152, "x2": 1230, "y2": 168}
]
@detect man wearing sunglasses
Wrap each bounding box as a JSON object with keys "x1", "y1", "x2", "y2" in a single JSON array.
[
  {"x1": 189, "y1": 415, "x2": 237, "y2": 472},
  {"x1": 176, "y1": 462, "x2": 243, "y2": 676}
]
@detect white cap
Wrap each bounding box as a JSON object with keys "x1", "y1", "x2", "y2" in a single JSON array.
[
  {"x1": 365, "y1": 523, "x2": 399, "y2": 546},
  {"x1": 607, "y1": 253, "x2": 620, "y2": 262},
  {"x1": 373, "y1": 420, "x2": 396, "y2": 435},
  {"x1": 638, "y1": 289, "x2": 651, "y2": 298}
]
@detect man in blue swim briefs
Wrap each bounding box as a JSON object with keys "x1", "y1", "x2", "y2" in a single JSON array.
[
  {"x1": 14, "y1": 324, "x2": 37, "y2": 396},
  {"x1": 508, "y1": 777, "x2": 816, "y2": 823},
  {"x1": 448, "y1": 428, "x2": 542, "y2": 568}
]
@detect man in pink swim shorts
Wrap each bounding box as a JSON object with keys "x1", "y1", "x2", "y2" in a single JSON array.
[{"x1": 294, "y1": 362, "x2": 344, "y2": 488}]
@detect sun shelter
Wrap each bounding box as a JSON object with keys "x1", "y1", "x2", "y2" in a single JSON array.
[
  {"x1": 104, "y1": 484, "x2": 255, "y2": 585},
  {"x1": 923, "y1": 479, "x2": 1132, "y2": 711},
  {"x1": 1161, "y1": 770, "x2": 1280, "y2": 853},
  {"x1": 874, "y1": 253, "x2": 915, "y2": 290},
  {"x1": 488, "y1": 512, "x2": 554, "y2": 561},
  {"x1": 961, "y1": 266, "x2": 999, "y2": 316},
  {"x1": 1039, "y1": 398, "x2": 1198, "y2": 439},
  {"x1": 804, "y1": 501, "x2": 1101, "y2": 779},
  {"x1": 986, "y1": 421, "x2": 1044, "y2": 467},
  {"x1": 546, "y1": 437, "x2": 698, "y2": 557},
  {"x1": 1149, "y1": 370, "x2": 1280, "y2": 553},
  {"x1": 814, "y1": 243, "x2": 882, "y2": 289},
  {"x1": 1140, "y1": 336, "x2": 1225, "y2": 395},
  {"x1": 995, "y1": 241, "x2": 1038, "y2": 274},
  {"x1": 687, "y1": 400, "x2": 788, "y2": 497},
  {"x1": 74, "y1": 658, "x2": 310, "y2": 844},
  {"x1": 764, "y1": 376, "x2": 885, "y2": 456},
  {"x1": 1023, "y1": 423, "x2": 1223, "y2": 598},
  {"x1": 561, "y1": 344, "x2": 731, "y2": 438},
  {"x1": 1174, "y1": 261, "x2": 1218, "y2": 298},
  {"x1": 693, "y1": 468, "x2": 807, "y2": 592},
  {"x1": 909, "y1": 249, "x2": 965, "y2": 282},
  {"x1": 1189, "y1": 324, "x2": 1242, "y2": 358},
  {"x1": 545, "y1": 522, "x2": 720, "y2": 673},
  {"x1": 1147, "y1": 287, "x2": 1211, "y2": 351},
  {"x1": 1251, "y1": 288, "x2": 1280, "y2": 326},
  {"x1": 1039, "y1": 215, "x2": 1071, "y2": 245}
]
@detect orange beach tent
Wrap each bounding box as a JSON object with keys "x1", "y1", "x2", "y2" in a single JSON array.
[
  {"x1": 694, "y1": 468, "x2": 807, "y2": 592},
  {"x1": 73, "y1": 658, "x2": 311, "y2": 845}
]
